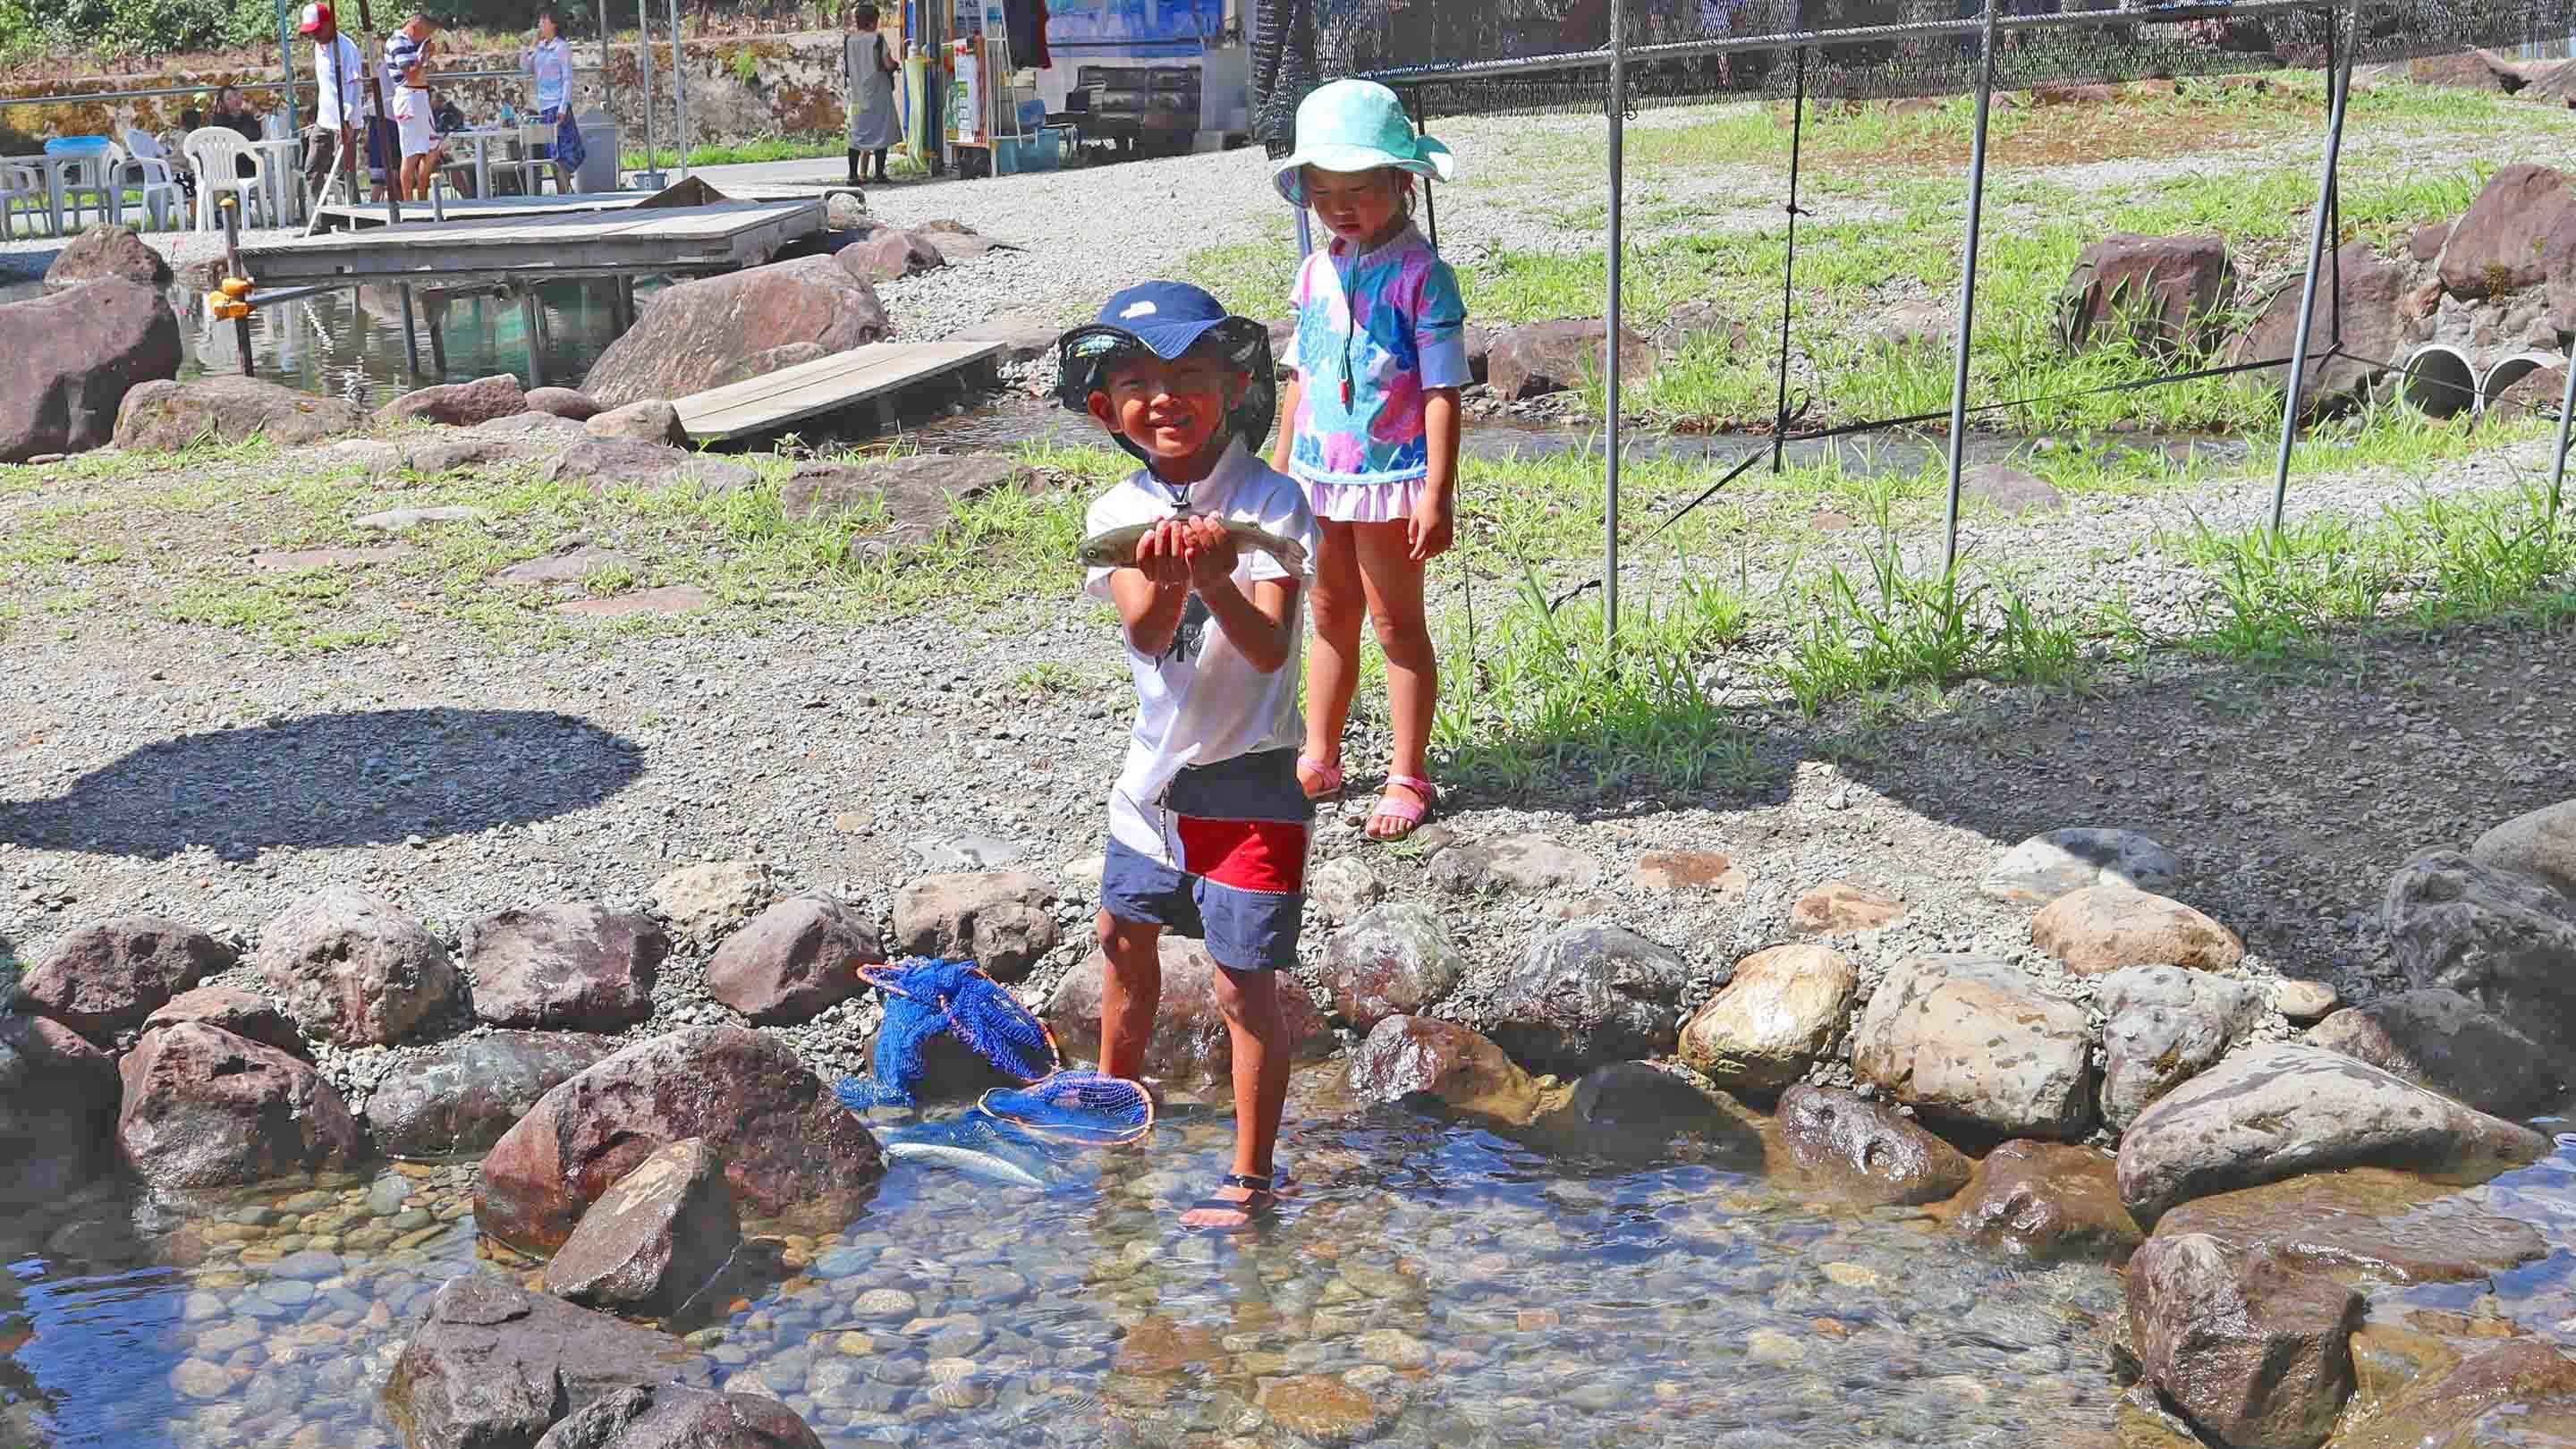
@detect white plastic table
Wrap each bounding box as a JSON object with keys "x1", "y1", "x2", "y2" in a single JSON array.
[
  {"x1": 1, "y1": 153, "x2": 77, "y2": 234},
  {"x1": 446, "y1": 128, "x2": 517, "y2": 199},
  {"x1": 247, "y1": 138, "x2": 305, "y2": 226}
]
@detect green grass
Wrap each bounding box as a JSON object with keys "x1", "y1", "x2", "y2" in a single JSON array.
[{"x1": 616, "y1": 135, "x2": 913, "y2": 174}]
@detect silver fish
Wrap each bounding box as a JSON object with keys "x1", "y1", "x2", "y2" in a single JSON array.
[
  {"x1": 883, "y1": 1140, "x2": 1052, "y2": 1191},
  {"x1": 1077, "y1": 512, "x2": 1309, "y2": 577}
]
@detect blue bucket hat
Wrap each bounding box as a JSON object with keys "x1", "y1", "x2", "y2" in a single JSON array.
[
  {"x1": 1055, "y1": 281, "x2": 1276, "y2": 463},
  {"x1": 1271, "y1": 78, "x2": 1455, "y2": 208}
]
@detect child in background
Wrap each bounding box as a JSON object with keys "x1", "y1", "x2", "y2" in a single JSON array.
[
  {"x1": 1269, "y1": 78, "x2": 1468, "y2": 843},
  {"x1": 1060, "y1": 280, "x2": 1319, "y2": 1233}
]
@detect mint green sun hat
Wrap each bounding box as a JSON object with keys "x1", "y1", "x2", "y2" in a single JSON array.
[{"x1": 1271, "y1": 78, "x2": 1455, "y2": 208}]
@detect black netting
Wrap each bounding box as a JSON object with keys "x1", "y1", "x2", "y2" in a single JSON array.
[{"x1": 1252, "y1": 0, "x2": 2576, "y2": 129}]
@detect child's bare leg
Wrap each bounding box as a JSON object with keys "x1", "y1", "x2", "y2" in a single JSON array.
[
  {"x1": 1352, "y1": 521, "x2": 1436, "y2": 836},
  {"x1": 1095, "y1": 911, "x2": 1163, "y2": 1080},
  {"x1": 1181, "y1": 966, "x2": 1290, "y2": 1229},
  {"x1": 1299, "y1": 518, "x2": 1367, "y2": 795}
]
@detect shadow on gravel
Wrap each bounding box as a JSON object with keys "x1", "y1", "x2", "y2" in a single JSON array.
[{"x1": 0, "y1": 708, "x2": 646, "y2": 862}]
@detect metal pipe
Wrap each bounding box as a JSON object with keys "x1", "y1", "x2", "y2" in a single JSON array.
[
  {"x1": 275, "y1": 0, "x2": 301, "y2": 140},
  {"x1": 1604, "y1": 0, "x2": 1626, "y2": 645},
  {"x1": 2550, "y1": 351, "x2": 2576, "y2": 538},
  {"x1": 668, "y1": 0, "x2": 691, "y2": 180},
  {"x1": 522, "y1": 287, "x2": 547, "y2": 387},
  {"x1": 399, "y1": 284, "x2": 423, "y2": 374},
  {"x1": 220, "y1": 197, "x2": 255, "y2": 377},
  {"x1": 1771, "y1": 46, "x2": 1808, "y2": 476},
  {"x1": 636, "y1": 0, "x2": 658, "y2": 185},
  {"x1": 1941, "y1": 0, "x2": 2000, "y2": 576},
  {"x1": 2267, "y1": 0, "x2": 2356, "y2": 533}
]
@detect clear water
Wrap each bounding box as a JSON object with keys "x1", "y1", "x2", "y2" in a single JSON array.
[{"x1": 3, "y1": 1066, "x2": 2135, "y2": 1449}]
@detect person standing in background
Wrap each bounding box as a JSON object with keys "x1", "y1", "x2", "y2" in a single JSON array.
[
  {"x1": 385, "y1": 12, "x2": 442, "y2": 203},
  {"x1": 522, "y1": 7, "x2": 587, "y2": 191},
  {"x1": 300, "y1": 2, "x2": 386, "y2": 202},
  {"x1": 843, "y1": 4, "x2": 902, "y2": 186}
]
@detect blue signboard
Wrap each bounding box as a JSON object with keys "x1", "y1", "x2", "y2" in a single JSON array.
[{"x1": 1046, "y1": 0, "x2": 1228, "y2": 50}]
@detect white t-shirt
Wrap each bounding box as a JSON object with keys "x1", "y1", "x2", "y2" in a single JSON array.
[
  {"x1": 1083, "y1": 443, "x2": 1319, "y2": 867},
  {"x1": 314, "y1": 35, "x2": 373, "y2": 128}
]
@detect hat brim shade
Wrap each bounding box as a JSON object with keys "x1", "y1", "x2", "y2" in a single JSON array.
[
  {"x1": 1272, "y1": 136, "x2": 1453, "y2": 206},
  {"x1": 298, "y1": 19, "x2": 324, "y2": 30},
  {"x1": 1054, "y1": 318, "x2": 1277, "y2": 465}
]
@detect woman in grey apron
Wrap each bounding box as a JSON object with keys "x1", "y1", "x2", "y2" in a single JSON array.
[{"x1": 844, "y1": 5, "x2": 902, "y2": 185}]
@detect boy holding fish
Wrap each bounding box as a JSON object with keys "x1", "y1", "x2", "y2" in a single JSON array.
[{"x1": 1059, "y1": 281, "x2": 1320, "y2": 1233}]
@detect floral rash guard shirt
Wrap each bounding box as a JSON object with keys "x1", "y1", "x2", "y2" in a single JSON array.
[{"x1": 1283, "y1": 223, "x2": 1471, "y2": 489}]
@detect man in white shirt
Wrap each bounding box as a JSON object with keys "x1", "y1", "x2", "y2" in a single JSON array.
[{"x1": 300, "y1": 2, "x2": 384, "y2": 201}]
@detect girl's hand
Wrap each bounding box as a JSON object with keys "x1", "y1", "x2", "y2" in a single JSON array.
[
  {"x1": 1407, "y1": 490, "x2": 1455, "y2": 562},
  {"x1": 1133, "y1": 520, "x2": 1193, "y2": 589},
  {"x1": 1182, "y1": 515, "x2": 1241, "y2": 589}
]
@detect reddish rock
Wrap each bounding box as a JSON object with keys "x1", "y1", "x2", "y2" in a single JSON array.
[
  {"x1": 1485, "y1": 318, "x2": 1657, "y2": 400},
  {"x1": 0, "y1": 1013, "x2": 123, "y2": 1206},
  {"x1": 2440, "y1": 165, "x2": 2576, "y2": 299},
  {"x1": 1769, "y1": 1084, "x2": 1971, "y2": 1207},
  {"x1": 2228, "y1": 242, "x2": 2430, "y2": 416},
  {"x1": 1943, "y1": 1139, "x2": 2142, "y2": 1263},
  {"x1": 363, "y1": 1030, "x2": 623, "y2": 1158},
  {"x1": 585, "y1": 399, "x2": 690, "y2": 445},
  {"x1": 543, "y1": 1137, "x2": 741, "y2": 1318},
  {"x1": 2030, "y1": 885, "x2": 2242, "y2": 973},
  {"x1": 116, "y1": 1022, "x2": 366, "y2": 1190},
  {"x1": 531, "y1": 1384, "x2": 824, "y2": 1449},
  {"x1": 21, "y1": 916, "x2": 234, "y2": 1039},
  {"x1": 112, "y1": 375, "x2": 366, "y2": 453},
  {"x1": 377, "y1": 373, "x2": 530, "y2": 428},
  {"x1": 2057, "y1": 233, "x2": 2238, "y2": 358},
  {"x1": 253, "y1": 886, "x2": 463, "y2": 1046},
  {"x1": 140, "y1": 985, "x2": 308, "y2": 1058},
  {"x1": 889, "y1": 871, "x2": 1060, "y2": 980},
  {"x1": 1632, "y1": 849, "x2": 1748, "y2": 898},
  {"x1": 2334, "y1": 1341, "x2": 2576, "y2": 1449},
  {"x1": 474, "y1": 1026, "x2": 884, "y2": 1253},
  {"x1": 705, "y1": 894, "x2": 882, "y2": 1025},
  {"x1": 385, "y1": 1275, "x2": 715, "y2": 1449},
  {"x1": 41, "y1": 224, "x2": 173, "y2": 292},
  {"x1": 524, "y1": 386, "x2": 603, "y2": 420},
  {"x1": 710, "y1": 342, "x2": 830, "y2": 388},
  {"x1": 2126, "y1": 1233, "x2": 2361, "y2": 1449},
  {"x1": 3, "y1": 278, "x2": 182, "y2": 463},
  {"x1": 583, "y1": 256, "x2": 891, "y2": 409},
  {"x1": 834, "y1": 227, "x2": 945, "y2": 284},
  {"x1": 2409, "y1": 221, "x2": 2453, "y2": 264},
  {"x1": 1046, "y1": 936, "x2": 1332, "y2": 1092},
  {"x1": 2151, "y1": 1168, "x2": 2546, "y2": 1286},
  {"x1": 1789, "y1": 879, "x2": 1905, "y2": 935},
  {"x1": 541, "y1": 438, "x2": 754, "y2": 494},
  {"x1": 1318, "y1": 903, "x2": 1461, "y2": 1031},
  {"x1": 462, "y1": 902, "x2": 668, "y2": 1031},
  {"x1": 2410, "y1": 48, "x2": 2529, "y2": 91},
  {"x1": 555, "y1": 585, "x2": 716, "y2": 618},
  {"x1": 1344, "y1": 1014, "x2": 1541, "y2": 1124}
]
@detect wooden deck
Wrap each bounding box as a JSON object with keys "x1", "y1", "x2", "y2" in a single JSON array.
[
  {"x1": 314, "y1": 182, "x2": 854, "y2": 231},
  {"x1": 673, "y1": 340, "x2": 1008, "y2": 443},
  {"x1": 242, "y1": 199, "x2": 822, "y2": 284}
]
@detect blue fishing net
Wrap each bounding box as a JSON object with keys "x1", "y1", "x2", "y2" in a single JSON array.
[
  {"x1": 980, "y1": 1071, "x2": 1156, "y2": 1148},
  {"x1": 835, "y1": 958, "x2": 1059, "y2": 1110}
]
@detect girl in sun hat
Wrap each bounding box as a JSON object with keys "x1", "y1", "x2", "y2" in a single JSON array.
[{"x1": 1267, "y1": 77, "x2": 1468, "y2": 843}]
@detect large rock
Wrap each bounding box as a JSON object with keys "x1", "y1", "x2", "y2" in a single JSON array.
[
  {"x1": 21, "y1": 916, "x2": 234, "y2": 1040},
  {"x1": 709, "y1": 342, "x2": 829, "y2": 389},
  {"x1": 544, "y1": 1138, "x2": 741, "y2": 1319},
  {"x1": 1484, "y1": 921, "x2": 1691, "y2": 1072},
  {"x1": 582, "y1": 256, "x2": 890, "y2": 409},
  {"x1": 2383, "y1": 849, "x2": 2576, "y2": 1044},
  {"x1": 2116, "y1": 1043, "x2": 2551, "y2": 1224},
  {"x1": 2333, "y1": 1342, "x2": 2576, "y2": 1449},
  {"x1": 1344, "y1": 1014, "x2": 1542, "y2": 1125},
  {"x1": 1850, "y1": 954, "x2": 2094, "y2": 1139},
  {"x1": 2472, "y1": 800, "x2": 2576, "y2": 899},
  {"x1": 253, "y1": 886, "x2": 463, "y2": 1046},
  {"x1": 2030, "y1": 885, "x2": 2242, "y2": 974},
  {"x1": 532, "y1": 1383, "x2": 825, "y2": 1449},
  {"x1": 116, "y1": 1021, "x2": 366, "y2": 1190},
  {"x1": 384, "y1": 1275, "x2": 713, "y2": 1449},
  {"x1": 526, "y1": 386, "x2": 603, "y2": 420},
  {"x1": 585, "y1": 400, "x2": 690, "y2": 446},
  {"x1": 542, "y1": 438, "x2": 756, "y2": 494},
  {"x1": 2126, "y1": 1233, "x2": 2361, "y2": 1449},
  {"x1": 42, "y1": 224, "x2": 173, "y2": 292},
  {"x1": 0, "y1": 1013, "x2": 122, "y2": 1207},
  {"x1": 1046, "y1": 936, "x2": 1332, "y2": 1092},
  {"x1": 2228, "y1": 242, "x2": 2431, "y2": 416},
  {"x1": 2307, "y1": 987, "x2": 2566, "y2": 1119},
  {"x1": 704, "y1": 894, "x2": 882, "y2": 1025},
  {"x1": 3, "y1": 279, "x2": 182, "y2": 462},
  {"x1": 462, "y1": 903, "x2": 668, "y2": 1031},
  {"x1": 2096, "y1": 965, "x2": 2266, "y2": 1131},
  {"x1": 834, "y1": 228, "x2": 945, "y2": 284},
  {"x1": 475, "y1": 1026, "x2": 884, "y2": 1252},
  {"x1": 2155, "y1": 1168, "x2": 2547, "y2": 1286},
  {"x1": 2056, "y1": 233, "x2": 2238, "y2": 358},
  {"x1": 112, "y1": 374, "x2": 365, "y2": 453},
  {"x1": 378, "y1": 373, "x2": 529, "y2": 428},
  {"x1": 140, "y1": 985, "x2": 307, "y2": 1058},
  {"x1": 2439, "y1": 164, "x2": 2576, "y2": 299},
  {"x1": 1486, "y1": 319, "x2": 1657, "y2": 401},
  {"x1": 1318, "y1": 903, "x2": 1462, "y2": 1030},
  {"x1": 1677, "y1": 942, "x2": 1855, "y2": 1090},
  {"x1": 364, "y1": 1030, "x2": 623, "y2": 1158},
  {"x1": 1979, "y1": 827, "x2": 2179, "y2": 905},
  {"x1": 1426, "y1": 833, "x2": 1606, "y2": 897},
  {"x1": 1943, "y1": 1139, "x2": 2142, "y2": 1264},
  {"x1": 889, "y1": 872, "x2": 1059, "y2": 980},
  {"x1": 778, "y1": 454, "x2": 1038, "y2": 547},
  {"x1": 1769, "y1": 1084, "x2": 1972, "y2": 1206}
]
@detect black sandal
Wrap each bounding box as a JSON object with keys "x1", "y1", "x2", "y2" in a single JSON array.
[{"x1": 1185, "y1": 1173, "x2": 1278, "y2": 1233}]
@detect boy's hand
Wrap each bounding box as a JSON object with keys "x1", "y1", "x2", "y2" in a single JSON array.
[
  {"x1": 1408, "y1": 491, "x2": 1455, "y2": 562},
  {"x1": 1181, "y1": 515, "x2": 1240, "y2": 589},
  {"x1": 1131, "y1": 519, "x2": 1192, "y2": 589}
]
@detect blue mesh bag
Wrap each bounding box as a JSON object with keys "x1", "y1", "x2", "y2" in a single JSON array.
[
  {"x1": 835, "y1": 957, "x2": 1059, "y2": 1110},
  {"x1": 979, "y1": 1071, "x2": 1157, "y2": 1147}
]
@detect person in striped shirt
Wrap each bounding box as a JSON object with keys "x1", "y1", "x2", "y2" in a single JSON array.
[{"x1": 384, "y1": 13, "x2": 441, "y2": 202}]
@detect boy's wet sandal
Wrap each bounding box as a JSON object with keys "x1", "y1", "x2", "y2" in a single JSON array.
[{"x1": 1187, "y1": 1173, "x2": 1280, "y2": 1233}]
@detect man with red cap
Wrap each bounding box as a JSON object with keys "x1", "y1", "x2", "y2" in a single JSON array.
[{"x1": 301, "y1": 2, "x2": 386, "y2": 201}]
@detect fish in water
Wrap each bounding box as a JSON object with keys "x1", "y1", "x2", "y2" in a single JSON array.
[
  {"x1": 884, "y1": 1139, "x2": 1051, "y2": 1191},
  {"x1": 1077, "y1": 513, "x2": 1309, "y2": 577}
]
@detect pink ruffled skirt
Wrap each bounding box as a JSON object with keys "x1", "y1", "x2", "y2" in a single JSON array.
[{"x1": 1304, "y1": 475, "x2": 1427, "y2": 525}]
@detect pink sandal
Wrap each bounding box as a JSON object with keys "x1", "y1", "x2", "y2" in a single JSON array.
[
  {"x1": 1298, "y1": 755, "x2": 1346, "y2": 801},
  {"x1": 1367, "y1": 775, "x2": 1439, "y2": 840}
]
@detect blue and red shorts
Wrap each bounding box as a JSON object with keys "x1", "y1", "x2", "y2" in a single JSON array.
[{"x1": 1100, "y1": 748, "x2": 1309, "y2": 972}]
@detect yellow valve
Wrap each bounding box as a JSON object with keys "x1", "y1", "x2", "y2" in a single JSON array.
[
  {"x1": 204, "y1": 291, "x2": 250, "y2": 321},
  {"x1": 219, "y1": 276, "x2": 253, "y2": 300}
]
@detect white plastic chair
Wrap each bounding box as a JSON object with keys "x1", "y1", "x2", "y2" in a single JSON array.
[
  {"x1": 55, "y1": 148, "x2": 117, "y2": 230},
  {"x1": 0, "y1": 160, "x2": 48, "y2": 238},
  {"x1": 182, "y1": 126, "x2": 268, "y2": 231},
  {"x1": 116, "y1": 131, "x2": 186, "y2": 231},
  {"x1": 514, "y1": 123, "x2": 564, "y2": 197}
]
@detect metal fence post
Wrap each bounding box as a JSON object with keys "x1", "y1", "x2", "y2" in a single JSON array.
[
  {"x1": 667, "y1": 0, "x2": 691, "y2": 179},
  {"x1": 2268, "y1": 0, "x2": 2357, "y2": 534},
  {"x1": 1604, "y1": 0, "x2": 1628, "y2": 645},
  {"x1": 1940, "y1": 0, "x2": 2000, "y2": 577},
  {"x1": 636, "y1": 0, "x2": 658, "y2": 183},
  {"x1": 2548, "y1": 352, "x2": 2576, "y2": 538},
  {"x1": 275, "y1": 0, "x2": 301, "y2": 140}
]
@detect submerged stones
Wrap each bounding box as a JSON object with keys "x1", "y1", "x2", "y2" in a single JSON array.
[
  {"x1": 2126, "y1": 1233, "x2": 2362, "y2": 1449},
  {"x1": 1944, "y1": 1139, "x2": 2142, "y2": 1264},
  {"x1": 1770, "y1": 1084, "x2": 1971, "y2": 1207},
  {"x1": 543, "y1": 1138, "x2": 742, "y2": 1320},
  {"x1": 1344, "y1": 1015, "x2": 1543, "y2": 1125}
]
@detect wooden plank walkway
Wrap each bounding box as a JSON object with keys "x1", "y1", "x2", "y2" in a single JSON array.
[
  {"x1": 242, "y1": 199, "x2": 821, "y2": 284},
  {"x1": 673, "y1": 340, "x2": 1008, "y2": 443},
  {"x1": 316, "y1": 192, "x2": 652, "y2": 227}
]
